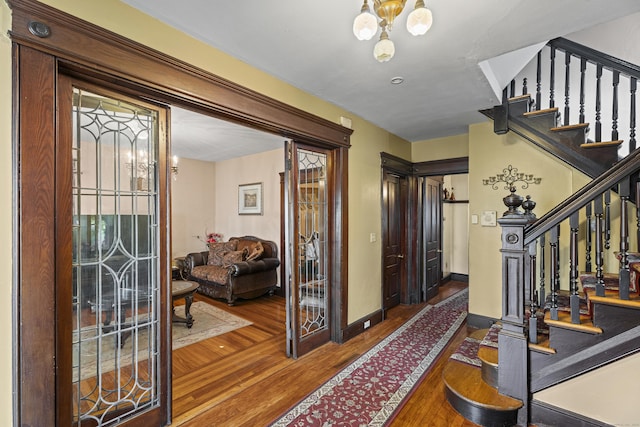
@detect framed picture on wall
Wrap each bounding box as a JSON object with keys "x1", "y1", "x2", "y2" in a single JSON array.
[{"x1": 238, "y1": 182, "x2": 263, "y2": 215}]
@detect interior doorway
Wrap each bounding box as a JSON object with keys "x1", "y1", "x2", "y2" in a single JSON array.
[{"x1": 441, "y1": 174, "x2": 470, "y2": 283}]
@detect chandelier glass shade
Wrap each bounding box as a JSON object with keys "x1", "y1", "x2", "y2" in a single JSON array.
[{"x1": 353, "y1": 0, "x2": 433, "y2": 62}]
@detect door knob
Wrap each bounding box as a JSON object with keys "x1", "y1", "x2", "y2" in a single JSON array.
[
  {"x1": 397, "y1": 254, "x2": 405, "y2": 259},
  {"x1": 436, "y1": 249, "x2": 443, "y2": 253}
]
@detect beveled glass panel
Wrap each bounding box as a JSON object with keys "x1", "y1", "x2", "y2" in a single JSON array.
[
  {"x1": 296, "y1": 149, "x2": 328, "y2": 338},
  {"x1": 71, "y1": 88, "x2": 160, "y2": 425}
]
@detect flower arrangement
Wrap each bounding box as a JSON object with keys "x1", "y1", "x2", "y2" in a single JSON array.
[
  {"x1": 205, "y1": 232, "x2": 224, "y2": 246},
  {"x1": 197, "y1": 231, "x2": 224, "y2": 248}
]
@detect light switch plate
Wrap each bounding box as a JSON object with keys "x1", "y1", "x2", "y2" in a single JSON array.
[{"x1": 481, "y1": 211, "x2": 497, "y2": 227}]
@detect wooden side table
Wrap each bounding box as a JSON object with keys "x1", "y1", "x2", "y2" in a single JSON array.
[{"x1": 172, "y1": 280, "x2": 199, "y2": 328}]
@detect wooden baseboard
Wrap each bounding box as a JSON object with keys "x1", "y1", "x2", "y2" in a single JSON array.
[
  {"x1": 467, "y1": 313, "x2": 498, "y2": 330},
  {"x1": 451, "y1": 273, "x2": 469, "y2": 283},
  {"x1": 341, "y1": 310, "x2": 383, "y2": 343},
  {"x1": 531, "y1": 400, "x2": 612, "y2": 427}
]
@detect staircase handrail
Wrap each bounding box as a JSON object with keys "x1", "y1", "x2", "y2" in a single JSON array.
[
  {"x1": 524, "y1": 147, "x2": 640, "y2": 246},
  {"x1": 550, "y1": 37, "x2": 640, "y2": 80}
]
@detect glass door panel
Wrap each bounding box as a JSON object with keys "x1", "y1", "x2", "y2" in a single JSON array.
[
  {"x1": 70, "y1": 88, "x2": 162, "y2": 425},
  {"x1": 286, "y1": 142, "x2": 331, "y2": 358}
]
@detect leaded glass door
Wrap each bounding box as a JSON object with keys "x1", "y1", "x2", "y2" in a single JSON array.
[
  {"x1": 285, "y1": 141, "x2": 331, "y2": 358},
  {"x1": 58, "y1": 77, "x2": 170, "y2": 426}
]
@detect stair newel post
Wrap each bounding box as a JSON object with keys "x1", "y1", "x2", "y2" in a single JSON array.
[
  {"x1": 619, "y1": 176, "x2": 631, "y2": 300},
  {"x1": 605, "y1": 189, "x2": 611, "y2": 250},
  {"x1": 549, "y1": 45, "x2": 556, "y2": 109},
  {"x1": 612, "y1": 70, "x2": 620, "y2": 142},
  {"x1": 497, "y1": 187, "x2": 529, "y2": 425},
  {"x1": 564, "y1": 50, "x2": 571, "y2": 126},
  {"x1": 596, "y1": 64, "x2": 603, "y2": 142},
  {"x1": 594, "y1": 194, "x2": 606, "y2": 297},
  {"x1": 569, "y1": 212, "x2": 580, "y2": 324},
  {"x1": 585, "y1": 201, "x2": 592, "y2": 272},
  {"x1": 539, "y1": 233, "x2": 546, "y2": 308},
  {"x1": 550, "y1": 225, "x2": 560, "y2": 321},
  {"x1": 536, "y1": 50, "x2": 542, "y2": 110},
  {"x1": 630, "y1": 77, "x2": 637, "y2": 152},
  {"x1": 528, "y1": 240, "x2": 539, "y2": 344},
  {"x1": 579, "y1": 57, "x2": 586, "y2": 124}
]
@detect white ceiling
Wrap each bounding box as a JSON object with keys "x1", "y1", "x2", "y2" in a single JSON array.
[{"x1": 124, "y1": 0, "x2": 640, "y2": 161}]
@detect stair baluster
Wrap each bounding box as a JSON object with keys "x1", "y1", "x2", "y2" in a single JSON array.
[
  {"x1": 522, "y1": 78, "x2": 528, "y2": 96},
  {"x1": 612, "y1": 70, "x2": 620, "y2": 141},
  {"x1": 605, "y1": 189, "x2": 611, "y2": 250},
  {"x1": 594, "y1": 194, "x2": 606, "y2": 296},
  {"x1": 550, "y1": 225, "x2": 560, "y2": 320},
  {"x1": 549, "y1": 46, "x2": 556, "y2": 109},
  {"x1": 619, "y1": 176, "x2": 631, "y2": 300},
  {"x1": 579, "y1": 57, "x2": 587, "y2": 124},
  {"x1": 630, "y1": 77, "x2": 637, "y2": 152},
  {"x1": 570, "y1": 212, "x2": 580, "y2": 324},
  {"x1": 529, "y1": 240, "x2": 539, "y2": 343},
  {"x1": 564, "y1": 51, "x2": 571, "y2": 126},
  {"x1": 585, "y1": 202, "x2": 592, "y2": 272},
  {"x1": 596, "y1": 64, "x2": 603, "y2": 142},
  {"x1": 539, "y1": 233, "x2": 546, "y2": 306},
  {"x1": 536, "y1": 51, "x2": 542, "y2": 110}
]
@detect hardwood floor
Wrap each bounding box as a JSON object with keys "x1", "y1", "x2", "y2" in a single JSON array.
[{"x1": 171, "y1": 281, "x2": 479, "y2": 426}]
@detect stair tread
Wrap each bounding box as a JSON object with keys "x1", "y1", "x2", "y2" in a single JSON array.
[
  {"x1": 586, "y1": 293, "x2": 640, "y2": 309},
  {"x1": 544, "y1": 310, "x2": 603, "y2": 334},
  {"x1": 508, "y1": 94, "x2": 531, "y2": 102},
  {"x1": 528, "y1": 339, "x2": 556, "y2": 355},
  {"x1": 523, "y1": 107, "x2": 558, "y2": 117},
  {"x1": 477, "y1": 346, "x2": 498, "y2": 366},
  {"x1": 550, "y1": 123, "x2": 589, "y2": 131},
  {"x1": 443, "y1": 360, "x2": 523, "y2": 411},
  {"x1": 581, "y1": 140, "x2": 623, "y2": 149}
]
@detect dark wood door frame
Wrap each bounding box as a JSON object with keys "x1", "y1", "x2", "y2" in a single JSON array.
[
  {"x1": 381, "y1": 154, "x2": 469, "y2": 305},
  {"x1": 9, "y1": 1, "x2": 352, "y2": 425}
]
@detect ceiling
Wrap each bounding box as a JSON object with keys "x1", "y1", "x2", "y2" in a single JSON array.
[{"x1": 124, "y1": 0, "x2": 640, "y2": 161}]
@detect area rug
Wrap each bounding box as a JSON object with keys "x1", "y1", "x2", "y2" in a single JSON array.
[
  {"x1": 74, "y1": 301, "x2": 252, "y2": 381},
  {"x1": 271, "y1": 289, "x2": 468, "y2": 426}
]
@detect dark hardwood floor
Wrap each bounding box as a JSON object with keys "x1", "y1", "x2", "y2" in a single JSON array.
[{"x1": 171, "y1": 281, "x2": 479, "y2": 426}]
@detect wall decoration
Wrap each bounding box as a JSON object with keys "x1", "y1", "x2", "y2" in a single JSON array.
[
  {"x1": 238, "y1": 182, "x2": 263, "y2": 215},
  {"x1": 482, "y1": 164, "x2": 541, "y2": 191}
]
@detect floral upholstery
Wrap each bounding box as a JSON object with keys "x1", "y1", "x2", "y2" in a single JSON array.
[{"x1": 190, "y1": 265, "x2": 230, "y2": 285}]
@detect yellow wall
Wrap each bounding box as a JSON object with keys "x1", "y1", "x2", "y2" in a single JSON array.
[
  {"x1": 0, "y1": 2, "x2": 12, "y2": 426},
  {"x1": 468, "y1": 121, "x2": 583, "y2": 319},
  {"x1": 412, "y1": 132, "x2": 469, "y2": 161}
]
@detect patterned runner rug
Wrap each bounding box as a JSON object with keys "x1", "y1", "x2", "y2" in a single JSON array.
[{"x1": 271, "y1": 289, "x2": 468, "y2": 426}]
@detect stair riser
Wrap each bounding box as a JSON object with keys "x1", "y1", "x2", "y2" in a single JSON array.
[
  {"x1": 481, "y1": 361, "x2": 498, "y2": 389},
  {"x1": 593, "y1": 304, "x2": 640, "y2": 332},
  {"x1": 445, "y1": 387, "x2": 518, "y2": 427}
]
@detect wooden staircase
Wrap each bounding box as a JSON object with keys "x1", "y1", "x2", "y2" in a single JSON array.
[
  {"x1": 444, "y1": 269, "x2": 640, "y2": 426},
  {"x1": 453, "y1": 38, "x2": 640, "y2": 426}
]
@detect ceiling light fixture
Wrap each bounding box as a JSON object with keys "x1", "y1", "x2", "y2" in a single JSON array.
[{"x1": 353, "y1": 0, "x2": 433, "y2": 63}]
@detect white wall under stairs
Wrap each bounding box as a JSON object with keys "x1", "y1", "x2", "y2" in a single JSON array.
[{"x1": 534, "y1": 352, "x2": 640, "y2": 425}]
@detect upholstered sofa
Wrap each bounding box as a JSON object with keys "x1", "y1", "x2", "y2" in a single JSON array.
[{"x1": 184, "y1": 236, "x2": 280, "y2": 305}]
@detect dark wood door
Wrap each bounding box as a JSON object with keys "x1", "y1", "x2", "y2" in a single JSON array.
[
  {"x1": 382, "y1": 171, "x2": 407, "y2": 311},
  {"x1": 423, "y1": 177, "x2": 442, "y2": 301}
]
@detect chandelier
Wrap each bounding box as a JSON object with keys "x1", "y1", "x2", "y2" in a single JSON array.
[{"x1": 353, "y1": 0, "x2": 433, "y2": 62}]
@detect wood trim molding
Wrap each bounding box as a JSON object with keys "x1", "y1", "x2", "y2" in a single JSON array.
[
  {"x1": 342, "y1": 310, "x2": 384, "y2": 342},
  {"x1": 413, "y1": 157, "x2": 469, "y2": 176},
  {"x1": 380, "y1": 152, "x2": 414, "y2": 175},
  {"x1": 8, "y1": 0, "x2": 353, "y2": 148}
]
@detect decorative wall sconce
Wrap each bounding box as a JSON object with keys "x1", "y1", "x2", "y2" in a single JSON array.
[
  {"x1": 483, "y1": 165, "x2": 541, "y2": 219},
  {"x1": 483, "y1": 165, "x2": 541, "y2": 192},
  {"x1": 126, "y1": 150, "x2": 154, "y2": 191}
]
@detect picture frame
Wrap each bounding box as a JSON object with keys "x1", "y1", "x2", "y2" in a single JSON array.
[{"x1": 238, "y1": 182, "x2": 263, "y2": 215}]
